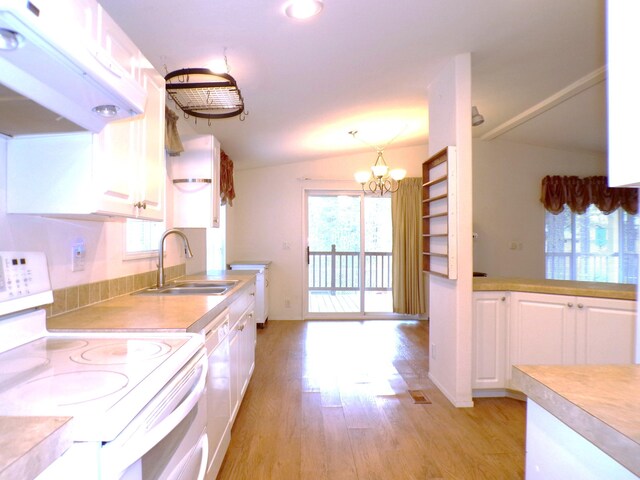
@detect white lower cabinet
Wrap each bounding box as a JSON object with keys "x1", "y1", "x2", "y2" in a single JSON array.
[
  {"x1": 473, "y1": 291, "x2": 637, "y2": 393},
  {"x1": 229, "y1": 262, "x2": 270, "y2": 326},
  {"x1": 471, "y1": 292, "x2": 508, "y2": 390},
  {"x1": 228, "y1": 280, "x2": 256, "y2": 424}
]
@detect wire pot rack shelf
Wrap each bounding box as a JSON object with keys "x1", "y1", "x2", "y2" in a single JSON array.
[{"x1": 165, "y1": 68, "x2": 246, "y2": 120}]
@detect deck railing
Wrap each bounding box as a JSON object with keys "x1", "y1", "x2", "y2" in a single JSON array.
[
  {"x1": 545, "y1": 252, "x2": 638, "y2": 284},
  {"x1": 308, "y1": 245, "x2": 392, "y2": 293}
]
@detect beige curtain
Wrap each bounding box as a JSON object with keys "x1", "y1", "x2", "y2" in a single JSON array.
[{"x1": 391, "y1": 177, "x2": 426, "y2": 315}]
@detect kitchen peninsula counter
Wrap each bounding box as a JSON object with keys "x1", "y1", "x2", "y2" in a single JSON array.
[
  {"x1": 513, "y1": 365, "x2": 640, "y2": 477},
  {"x1": 47, "y1": 271, "x2": 256, "y2": 334},
  {"x1": 0, "y1": 417, "x2": 73, "y2": 480},
  {"x1": 474, "y1": 277, "x2": 636, "y2": 301}
]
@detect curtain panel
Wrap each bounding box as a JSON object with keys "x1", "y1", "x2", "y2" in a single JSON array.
[
  {"x1": 220, "y1": 150, "x2": 236, "y2": 206},
  {"x1": 540, "y1": 175, "x2": 638, "y2": 215},
  {"x1": 391, "y1": 177, "x2": 426, "y2": 315}
]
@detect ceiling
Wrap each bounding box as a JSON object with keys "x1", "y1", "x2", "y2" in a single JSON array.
[{"x1": 100, "y1": 0, "x2": 606, "y2": 169}]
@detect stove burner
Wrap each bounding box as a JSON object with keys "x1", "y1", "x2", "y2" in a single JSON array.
[
  {"x1": 2, "y1": 356, "x2": 49, "y2": 374},
  {"x1": 44, "y1": 339, "x2": 89, "y2": 351},
  {"x1": 21, "y1": 370, "x2": 129, "y2": 406},
  {"x1": 71, "y1": 340, "x2": 171, "y2": 365}
]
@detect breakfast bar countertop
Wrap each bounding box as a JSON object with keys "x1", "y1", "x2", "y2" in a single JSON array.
[
  {"x1": 512, "y1": 364, "x2": 640, "y2": 477},
  {"x1": 0, "y1": 416, "x2": 73, "y2": 480},
  {"x1": 473, "y1": 277, "x2": 636, "y2": 301}
]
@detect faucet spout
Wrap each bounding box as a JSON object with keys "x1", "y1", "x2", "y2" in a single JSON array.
[{"x1": 157, "y1": 229, "x2": 194, "y2": 288}]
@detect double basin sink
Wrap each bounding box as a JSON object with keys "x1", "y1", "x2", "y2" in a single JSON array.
[{"x1": 134, "y1": 279, "x2": 239, "y2": 296}]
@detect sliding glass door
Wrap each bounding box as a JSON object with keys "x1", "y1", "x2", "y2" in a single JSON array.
[{"x1": 305, "y1": 191, "x2": 392, "y2": 317}]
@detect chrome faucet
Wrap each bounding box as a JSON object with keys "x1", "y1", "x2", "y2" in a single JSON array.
[{"x1": 157, "y1": 229, "x2": 194, "y2": 288}]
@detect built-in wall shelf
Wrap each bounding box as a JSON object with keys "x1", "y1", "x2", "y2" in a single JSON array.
[{"x1": 422, "y1": 146, "x2": 457, "y2": 279}]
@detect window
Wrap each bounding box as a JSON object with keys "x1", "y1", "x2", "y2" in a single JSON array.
[
  {"x1": 545, "y1": 205, "x2": 639, "y2": 283},
  {"x1": 124, "y1": 219, "x2": 165, "y2": 259}
]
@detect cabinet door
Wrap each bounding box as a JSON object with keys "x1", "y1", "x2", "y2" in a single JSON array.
[
  {"x1": 97, "y1": 4, "x2": 141, "y2": 84},
  {"x1": 263, "y1": 268, "x2": 270, "y2": 322},
  {"x1": 135, "y1": 69, "x2": 165, "y2": 221},
  {"x1": 93, "y1": 118, "x2": 138, "y2": 217},
  {"x1": 576, "y1": 297, "x2": 636, "y2": 364},
  {"x1": 228, "y1": 327, "x2": 241, "y2": 424},
  {"x1": 472, "y1": 292, "x2": 508, "y2": 389},
  {"x1": 171, "y1": 134, "x2": 221, "y2": 228},
  {"x1": 509, "y1": 292, "x2": 576, "y2": 382},
  {"x1": 238, "y1": 308, "x2": 256, "y2": 398}
]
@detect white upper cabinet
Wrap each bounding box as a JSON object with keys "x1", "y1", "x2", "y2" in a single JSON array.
[
  {"x1": 0, "y1": 0, "x2": 146, "y2": 133},
  {"x1": 607, "y1": 2, "x2": 640, "y2": 187},
  {"x1": 7, "y1": 66, "x2": 166, "y2": 221},
  {"x1": 170, "y1": 134, "x2": 222, "y2": 228}
]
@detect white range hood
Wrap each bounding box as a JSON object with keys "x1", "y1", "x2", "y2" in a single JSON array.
[{"x1": 0, "y1": 0, "x2": 147, "y2": 136}]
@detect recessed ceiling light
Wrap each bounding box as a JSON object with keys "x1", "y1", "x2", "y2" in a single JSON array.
[
  {"x1": 0, "y1": 28, "x2": 24, "y2": 51},
  {"x1": 284, "y1": 0, "x2": 323, "y2": 20}
]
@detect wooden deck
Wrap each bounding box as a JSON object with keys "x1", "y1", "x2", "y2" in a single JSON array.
[
  {"x1": 308, "y1": 291, "x2": 393, "y2": 313},
  {"x1": 217, "y1": 320, "x2": 526, "y2": 479}
]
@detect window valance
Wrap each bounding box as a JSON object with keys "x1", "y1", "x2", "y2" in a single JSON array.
[{"x1": 540, "y1": 175, "x2": 638, "y2": 215}]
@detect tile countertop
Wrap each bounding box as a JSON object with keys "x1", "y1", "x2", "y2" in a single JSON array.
[
  {"x1": 47, "y1": 271, "x2": 257, "y2": 333},
  {"x1": 473, "y1": 277, "x2": 636, "y2": 301},
  {"x1": 512, "y1": 365, "x2": 640, "y2": 476},
  {"x1": 0, "y1": 417, "x2": 73, "y2": 480}
]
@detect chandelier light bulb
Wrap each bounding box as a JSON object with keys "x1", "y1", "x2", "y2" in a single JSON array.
[
  {"x1": 389, "y1": 168, "x2": 407, "y2": 181},
  {"x1": 371, "y1": 164, "x2": 388, "y2": 178},
  {"x1": 354, "y1": 171, "x2": 371, "y2": 184}
]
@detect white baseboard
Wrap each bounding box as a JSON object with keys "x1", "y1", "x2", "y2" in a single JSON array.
[{"x1": 428, "y1": 371, "x2": 474, "y2": 408}]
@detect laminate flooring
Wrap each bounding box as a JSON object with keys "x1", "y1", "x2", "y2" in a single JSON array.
[{"x1": 217, "y1": 320, "x2": 525, "y2": 480}]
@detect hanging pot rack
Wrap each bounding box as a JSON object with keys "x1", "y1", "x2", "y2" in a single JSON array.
[{"x1": 165, "y1": 67, "x2": 247, "y2": 120}]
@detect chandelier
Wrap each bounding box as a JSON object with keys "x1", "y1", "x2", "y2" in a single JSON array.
[{"x1": 350, "y1": 130, "x2": 407, "y2": 196}]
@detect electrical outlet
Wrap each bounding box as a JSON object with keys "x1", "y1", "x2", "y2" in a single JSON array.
[
  {"x1": 71, "y1": 241, "x2": 85, "y2": 272},
  {"x1": 284, "y1": 298, "x2": 291, "y2": 308}
]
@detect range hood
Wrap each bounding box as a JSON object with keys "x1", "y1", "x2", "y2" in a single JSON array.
[{"x1": 0, "y1": 0, "x2": 147, "y2": 136}]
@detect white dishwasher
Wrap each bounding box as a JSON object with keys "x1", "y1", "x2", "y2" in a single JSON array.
[{"x1": 202, "y1": 308, "x2": 232, "y2": 479}]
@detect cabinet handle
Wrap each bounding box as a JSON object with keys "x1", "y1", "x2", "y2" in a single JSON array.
[
  {"x1": 134, "y1": 201, "x2": 147, "y2": 209},
  {"x1": 567, "y1": 302, "x2": 574, "y2": 307},
  {"x1": 577, "y1": 303, "x2": 584, "y2": 308},
  {"x1": 501, "y1": 297, "x2": 506, "y2": 301},
  {"x1": 250, "y1": 292, "x2": 255, "y2": 296}
]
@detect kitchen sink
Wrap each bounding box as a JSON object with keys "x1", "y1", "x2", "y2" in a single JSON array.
[{"x1": 133, "y1": 279, "x2": 239, "y2": 296}]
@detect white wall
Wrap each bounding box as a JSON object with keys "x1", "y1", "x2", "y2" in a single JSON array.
[
  {"x1": 0, "y1": 136, "x2": 184, "y2": 289},
  {"x1": 427, "y1": 54, "x2": 474, "y2": 407},
  {"x1": 472, "y1": 139, "x2": 606, "y2": 278},
  {"x1": 225, "y1": 144, "x2": 427, "y2": 320}
]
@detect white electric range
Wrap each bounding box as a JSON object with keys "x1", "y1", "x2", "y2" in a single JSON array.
[{"x1": 0, "y1": 251, "x2": 209, "y2": 479}]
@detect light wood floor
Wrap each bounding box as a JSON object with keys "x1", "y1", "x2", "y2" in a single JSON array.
[{"x1": 217, "y1": 320, "x2": 525, "y2": 480}]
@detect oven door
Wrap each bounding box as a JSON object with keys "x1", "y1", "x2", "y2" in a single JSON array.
[{"x1": 104, "y1": 349, "x2": 209, "y2": 480}]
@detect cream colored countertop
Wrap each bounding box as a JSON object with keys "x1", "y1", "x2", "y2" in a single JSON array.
[
  {"x1": 9, "y1": 271, "x2": 255, "y2": 478},
  {"x1": 474, "y1": 277, "x2": 636, "y2": 301},
  {"x1": 47, "y1": 271, "x2": 256, "y2": 333},
  {"x1": 512, "y1": 365, "x2": 640, "y2": 476},
  {"x1": 0, "y1": 416, "x2": 73, "y2": 480}
]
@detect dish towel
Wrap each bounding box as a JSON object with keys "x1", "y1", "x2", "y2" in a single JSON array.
[{"x1": 165, "y1": 107, "x2": 184, "y2": 156}]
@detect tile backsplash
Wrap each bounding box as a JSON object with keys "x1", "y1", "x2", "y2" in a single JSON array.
[{"x1": 46, "y1": 264, "x2": 186, "y2": 318}]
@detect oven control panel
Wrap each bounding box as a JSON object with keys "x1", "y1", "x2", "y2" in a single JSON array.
[{"x1": 0, "y1": 251, "x2": 52, "y2": 315}]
